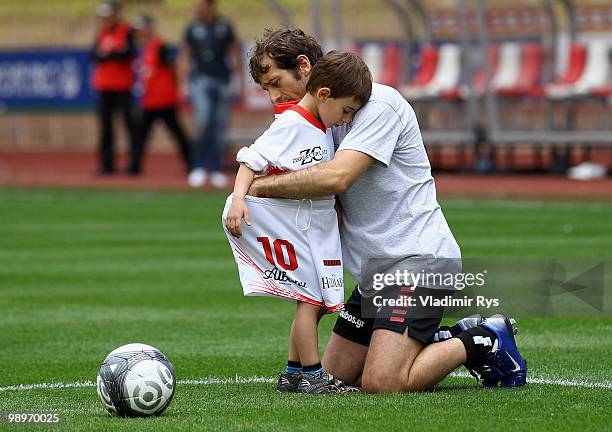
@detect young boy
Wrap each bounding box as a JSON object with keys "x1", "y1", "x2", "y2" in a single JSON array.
[{"x1": 222, "y1": 51, "x2": 372, "y2": 394}]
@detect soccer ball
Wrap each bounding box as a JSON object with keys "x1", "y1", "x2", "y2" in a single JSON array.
[{"x1": 96, "y1": 343, "x2": 176, "y2": 417}]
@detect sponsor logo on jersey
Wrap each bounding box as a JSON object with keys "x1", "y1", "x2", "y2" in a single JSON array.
[
  {"x1": 323, "y1": 259, "x2": 341, "y2": 267},
  {"x1": 263, "y1": 267, "x2": 307, "y2": 288},
  {"x1": 292, "y1": 146, "x2": 328, "y2": 165},
  {"x1": 321, "y1": 276, "x2": 343, "y2": 290},
  {"x1": 339, "y1": 310, "x2": 365, "y2": 329}
]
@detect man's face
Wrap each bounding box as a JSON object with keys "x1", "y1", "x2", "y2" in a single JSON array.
[
  {"x1": 100, "y1": 13, "x2": 118, "y2": 27},
  {"x1": 194, "y1": 0, "x2": 214, "y2": 20},
  {"x1": 257, "y1": 55, "x2": 309, "y2": 104}
]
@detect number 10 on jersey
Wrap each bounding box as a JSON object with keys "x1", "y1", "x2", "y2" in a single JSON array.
[{"x1": 256, "y1": 237, "x2": 298, "y2": 271}]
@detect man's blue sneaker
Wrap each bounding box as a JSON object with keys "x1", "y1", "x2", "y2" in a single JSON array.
[
  {"x1": 435, "y1": 315, "x2": 518, "y2": 343},
  {"x1": 478, "y1": 314, "x2": 528, "y2": 388},
  {"x1": 457, "y1": 314, "x2": 518, "y2": 335},
  {"x1": 456, "y1": 314, "x2": 485, "y2": 332}
]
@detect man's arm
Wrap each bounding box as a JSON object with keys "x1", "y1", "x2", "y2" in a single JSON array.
[
  {"x1": 249, "y1": 150, "x2": 375, "y2": 199},
  {"x1": 159, "y1": 44, "x2": 173, "y2": 66}
]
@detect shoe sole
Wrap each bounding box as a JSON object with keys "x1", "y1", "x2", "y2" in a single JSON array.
[{"x1": 482, "y1": 363, "x2": 528, "y2": 388}]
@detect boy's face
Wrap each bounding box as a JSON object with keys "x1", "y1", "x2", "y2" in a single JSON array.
[
  {"x1": 257, "y1": 55, "x2": 309, "y2": 103},
  {"x1": 317, "y1": 91, "x2": 361, "y2": 128}
]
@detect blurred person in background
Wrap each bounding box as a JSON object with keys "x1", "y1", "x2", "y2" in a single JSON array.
[
  {"x1": 130, "y1": 15, "x2": 192, "y2": 176},
  {"x1": 178, "y1": 0, "x2": 244, "y2": 188},
  {"x1": 91, "y1": 0, "x2": 138, "y2": 175}
]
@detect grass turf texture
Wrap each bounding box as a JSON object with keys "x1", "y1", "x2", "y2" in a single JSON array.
[{"x1": 1, "y1": 188, "x2": 611, "y2": 431}]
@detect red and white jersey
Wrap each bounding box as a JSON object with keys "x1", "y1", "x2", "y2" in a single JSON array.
[
  {"x1": 224, "y1": 104, "x2": 344, "y2": 311},
  {"x1": 222, "y1": 195, "x2": 344, "y2": 312},
  {"x1": 236, "y1": 105, "x2": 334, "y2": 178}
]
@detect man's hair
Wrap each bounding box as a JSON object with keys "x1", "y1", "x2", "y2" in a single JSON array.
[
  {"x1": 249, "y1": 27, "x2": 323, "y2": 84},
  {"x1": 306, "y1": 51, "x2": 372, "y2": 105},
  {"x1": 97, "y1": 0, "x2": 121, "y2": 17}
]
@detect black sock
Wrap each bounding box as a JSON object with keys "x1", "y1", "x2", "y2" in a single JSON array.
[
  {"x1": 435, "y1": 322, "x2": 473, "y2": 342},
  {"x1": 302, "y1": 362, "x2": 323, "y2": 375},
  {"x1": 456, "y1": 327, "x2": 497, "y2": 368},
  {"x1": 448, "y1": 323, "x2": 466, "y2": 338},
  {"x1": 286, "y1": 360, "x2": 302, "y2": 374}
]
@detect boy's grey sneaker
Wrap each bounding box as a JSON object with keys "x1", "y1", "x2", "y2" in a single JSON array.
[
  {"x1": 276, "y1": 371, "x2": 302, "y2": 393},
  {"x1": 297, "y1": 371, "x2": 362, "y2": 394}
]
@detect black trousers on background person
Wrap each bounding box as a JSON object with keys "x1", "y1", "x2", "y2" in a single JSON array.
[
  {"x1": 130, "y1": 108, "x2": 192, "y2": 174},
  {"x1": 97, "y1": 90, "x2": 137, "y2": 174}
]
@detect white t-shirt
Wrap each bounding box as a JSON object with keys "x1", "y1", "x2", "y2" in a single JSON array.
[
  {"x1": 332, "y1": 83, "x2": 461, "y2": 287},
  {"x1": 237, "y1": 105, "x2": 334, "y2": 177}
]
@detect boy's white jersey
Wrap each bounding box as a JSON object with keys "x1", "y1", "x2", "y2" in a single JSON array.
[
  {"x1": 222, "y1": 195, "x2": 344, "y2": 312},
  {"x1": 236, "y1": 105, "x2": 334, "y2": 179},
  {"x1": 223, "y1": 104, "x2": 344, "y2": 311}
]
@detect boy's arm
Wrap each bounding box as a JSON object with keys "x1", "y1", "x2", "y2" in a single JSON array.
[
  {"x1": 233, "y1": 163, "x2": 256, "y2": 198},
  {"x1": 249, "y1": 149, "x2": 374, "y2": 198},
  {"x1": 226, "y1": 164, "x2": 256, "y2": 237}
]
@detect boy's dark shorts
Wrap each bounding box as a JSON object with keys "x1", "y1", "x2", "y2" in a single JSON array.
[{"x1": 332, "y1": 285, "x2": 450, "y2": 346}]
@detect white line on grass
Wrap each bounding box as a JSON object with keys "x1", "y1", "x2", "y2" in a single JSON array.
[
  {"x1": 450, "y1": 371, "x2": 612, "y2": 389},
  {"x1": 0, "y1": 381, "x2": 95, "y2": 392},
  {"x1": 0, "y1": 375, "x2": 275, "y2": 392},
  {"x1": 1, "y1": 373, "x2": 610, "y2": 392}
]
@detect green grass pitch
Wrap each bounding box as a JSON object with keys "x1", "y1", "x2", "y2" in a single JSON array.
[{"x1": 0, "y1": 188, "x2": 611, "y2": 431}]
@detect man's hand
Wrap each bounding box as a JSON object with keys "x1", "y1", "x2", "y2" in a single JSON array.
[
  {"x1": 96, "y1": 47, "x2": 110, "y2": 59},
  {"x1": 225, "y1": 197, "x2": 251, "y2": 238},
  {"x1": 179, "y1": 81, "x2": 190, "y2": 103}
]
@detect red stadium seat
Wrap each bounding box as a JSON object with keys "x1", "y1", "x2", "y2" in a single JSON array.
[
  {"x1": 557, "y1": 44, "x2": 587, "y2": 86},
  {"x1": 355, "y1": 42, "x2": 404, "y2": 88},
  {"x1": 459, "y1": 44, "x2": 500, "y2": 99},
  {"x1": 378, "y1": 44, "x2": 402, "y2": 88},
  {"x1": 360, "y1": 43, "x2": 384, "y2": 83},
  {"x1": 409, "y1": 45, "x2": 438, "y2": 87},
  {"x1": 572, "y1": 39, "x2": 611, "y2": 96},
  {"x1": 490, "y1": 42, "x2": 521, "y2": 92},
  {"x1": 473, "y1": 44, "x2": 500, "y2": 94},
  {"x1": 545, "y1": 43, "x2": 586, "y2": 99},
  {"x1": 496, "y1": 43, "x2": 543, "y2": 96},
  {"x1": 402, "y1": 44, "x2": 461, "y2": 100},
  {"x1": 593, "y1": 86, "x2": 612, "y2": 97}
]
